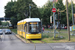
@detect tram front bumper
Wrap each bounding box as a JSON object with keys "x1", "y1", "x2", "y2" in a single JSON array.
[{"x1": 26, "y1": 34, "x2": 41, "y2": 39}]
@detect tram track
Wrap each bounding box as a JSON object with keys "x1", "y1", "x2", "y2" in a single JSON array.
[
  {"x1": 39, "y1": 40, "x2": 54, "y2": 50},
  {"x1": 28, "y1": 39, "x2": 33, "y2": 43},
  {"x1": 15, "y1": 34, "x2": 53, "y2": 50},
  {"x1": 27, "y1": 40, "x2": 53, "y2": 50},
  {"x1": 39, "y1": 40, "x2": 46, "y2": 43}
]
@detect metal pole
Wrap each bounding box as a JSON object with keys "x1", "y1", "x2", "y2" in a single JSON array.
[
  {"x1": 58, "y1": 9, "x2": 59, "y2": 29},
  {"x1": 53, "y1": 2, "x2": 56, "y2": 38},
  {"x1": 66, "y1": 0, "x2": 70, "y2": 41},
  {"x1": 29, "y1": 4, "x2": 31, "y2": 18},
  {"x1": 41, "y1": 19, "x2": 43, "y2": 38},
  {"x1": 71, "y1": 0, "x2": 74, "y2": 25}
]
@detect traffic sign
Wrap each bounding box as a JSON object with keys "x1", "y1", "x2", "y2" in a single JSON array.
[
  {"x1": 50, "y1": 16, "x2": 52, "y2": 23},
  {"x1": 52, "y1": 8, "x2": 56, "y2": 13}
]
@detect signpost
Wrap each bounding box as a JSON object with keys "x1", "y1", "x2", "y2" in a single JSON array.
[
  {"x1": 53, "y1": 3, "x2": 56, "y2": 38},
  {"x1": 50, "y1": 0, "x2": 56, "y2": 38}
]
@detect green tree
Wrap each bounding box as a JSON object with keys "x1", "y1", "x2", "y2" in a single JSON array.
[
  {"x1": 4, "y1": 0, "x2": 16, "y2": 18},
  {"x1": 55, "y1": 0, "x2": 66, "y2": 25},
  {"x1": 68, "y1": 3, "x2": 72, "y2": 25},
  {"x1": 39, "y1": 1, "x2": 53, "y2": 26},
  {"x1": 10, "y1": 17, "x2": 17, "y2": 28},
  {"x1": 0, "y1": 21, "x2": 2, "y2": 25},
  {"x1": 5, "y1": 0, "x2": 41, "y2": 26},
  {"x1": 12, "y1": 0, "x2": 40, "y2": 21}
]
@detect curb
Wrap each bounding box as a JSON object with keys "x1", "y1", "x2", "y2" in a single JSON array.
[{"x1": 12, "y1": 32, "x2": 26, "y2": 43}]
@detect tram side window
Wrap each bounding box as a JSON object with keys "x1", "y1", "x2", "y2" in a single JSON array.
[
  {"x1": 17, "y1": 25, "x2": 18, "y2": 30},
  {"x1": 20, "y1": 25, "x2": 21, "y2": 31},
  {"x1": 18, "y1": 25, "x2": 20, "y2": 31},
  {"x1": 23, "y1": 24, "x2": 24, "y2": 32},
  {"x1": 18, "y1": 25, "x2": 19, "y2": 30},
  {"x1": 24, "y1": 23, "x2": 26, "y2": 32},
  {"x1": 17, "y1": 25, "x2": 19, "y2": 30},
  {"x1": 21, "y1": 24, "x2": 23, "y2": 31},
  {"x1": 21, "y1": 24, "x2": 22, "y2": 31},
  {"x1": 22, "y1": 24, "x2": 23, "y2": 31},
  {"x1": 24, "y1": 24, "x2": 25, "y2": 32},
  {"x1": 20, "y1": 25, "x2": 21, "y2": 30},
  {"x1": 26, "y1": 23, "x2": 29, "y2": 32}
]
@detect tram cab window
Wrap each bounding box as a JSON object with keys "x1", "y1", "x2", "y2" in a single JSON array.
[{"x1": 29, "y1": 22, "x2": 41, "y2": 33}]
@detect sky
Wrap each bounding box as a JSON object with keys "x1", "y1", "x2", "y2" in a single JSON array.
[
  {"x1": 0, "y1": 0, "x2": 11, "y2": 18},
  {"x1": 32, "y1": 0, "x2": 48, "y2": 7},
  {"x1": 0, "y1": 0, "x2": 75, "y2": 18}
]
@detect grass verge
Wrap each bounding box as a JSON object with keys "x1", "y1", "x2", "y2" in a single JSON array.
[
  {"x1": 11, "y1": 29, "x2": 17, "y2": 34},
  {"x1": 11, "y1": 28, "x2": 75, "y2": 43}
]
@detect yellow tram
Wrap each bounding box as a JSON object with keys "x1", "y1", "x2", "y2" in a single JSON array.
[{"x1": 17, "y1": 18, "x2": 42, "y2": 39}]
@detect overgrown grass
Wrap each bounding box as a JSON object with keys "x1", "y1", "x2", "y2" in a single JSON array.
[{"x1": 42, "y1": 29, "x2": 75, "y2": 43}]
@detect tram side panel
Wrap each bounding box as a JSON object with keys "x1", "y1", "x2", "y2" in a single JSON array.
[{"x1": 17, "y1": 18, "x2": 42, "y2": 39}]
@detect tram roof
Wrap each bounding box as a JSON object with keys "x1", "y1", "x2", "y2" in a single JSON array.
[{"x1": 18, "y1": 18, "x2": 40, "y2": 23}]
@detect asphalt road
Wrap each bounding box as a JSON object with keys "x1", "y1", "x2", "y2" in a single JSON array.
[{"x1": 0, "y1": 33, "x2": 75, "y2": 50}]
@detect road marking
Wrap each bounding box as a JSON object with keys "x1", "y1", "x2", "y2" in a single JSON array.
[
  {"x1": 53, "y1": 44, "x2": 75, "y2": 50},
  {"x1": 62, "y1": 44, "x2": 75, "y2": 50},
  {"x1": 65, "y1": 46, "x2": 74, "y2": 50}
]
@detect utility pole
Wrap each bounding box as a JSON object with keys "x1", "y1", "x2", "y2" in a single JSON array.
[
  {"x1": 71, "y1": 0, "x2": 74, "y2": 25},
  {"x1": 66, "y1": 0, "x2": 70, "y2": 41}
]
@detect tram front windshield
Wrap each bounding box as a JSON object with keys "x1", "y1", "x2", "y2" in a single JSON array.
[{"x1": 29, "y1": 22, "x2": 41, "y2": 33}]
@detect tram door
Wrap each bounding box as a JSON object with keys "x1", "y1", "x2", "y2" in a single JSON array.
[
  {"x1": 25, "y1": 23, "x2": 28, "y2": 38},
  {"x1": 24, "y1": 23, "x2": 27, "y2": 38}
]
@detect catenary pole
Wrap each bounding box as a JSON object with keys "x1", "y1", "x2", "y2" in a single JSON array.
[
  {"x1": 29, "y1": 4, "x2": 31, "y2": 18},
  {"x1": 66, "y1": 0, "x2": 70, "y2": 41}
]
